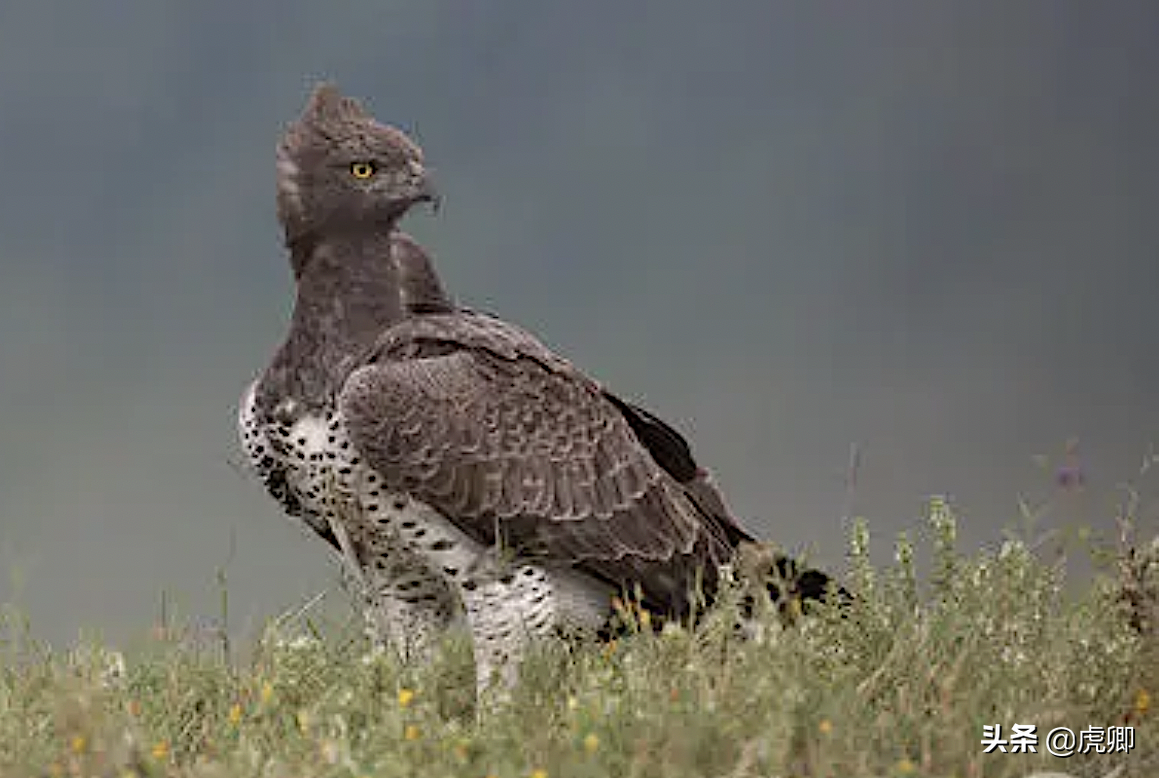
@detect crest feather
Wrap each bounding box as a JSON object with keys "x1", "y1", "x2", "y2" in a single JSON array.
[{"x1": 303, "y1": 82, "x2": 370, "y2": 130}]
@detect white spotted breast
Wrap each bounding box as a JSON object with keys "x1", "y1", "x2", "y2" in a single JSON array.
[{"x1": 237, "y1": 380, "x2": 358, "y2": 532}]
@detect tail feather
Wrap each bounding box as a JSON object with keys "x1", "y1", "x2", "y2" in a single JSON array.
[
  {"x1": 734, "y1": 541, "x2": 849, "y2": 623},
  {"x1": 597, "y1": 541, "x2": 848, "y2": 641}
]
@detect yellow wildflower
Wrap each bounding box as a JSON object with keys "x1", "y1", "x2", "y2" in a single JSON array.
[
  {"x1": 818, "y1": 718, "x2": 833, "y2": 735},
  {"x1": 895, "y1": 757, "x2": 916, "y2": 775},
  {"x1": 320, "y1": 738, "x2": 340, "y2": 764},
  {"x1": 404, "y1": 724, "x2": 421, "y2": 741},
  {"x1": 70, "y1": 735, "x2": 87, "y2": 755},
  {"x1": 151, "y1": 741, "x2": 170, "y2": 761},
  {"x1": 530, "y1": 770, "x2": 549, "y2": 778},
  {"x1": 1136, "y1": 688, "x2": 1151, "y2": 716},
  {"x1": 260, "y1": 681, "x2": 274, "y2": 704},
  {"x1": 583, "y1": 732, "x2": 600, "y2": 753},
  {"x1": 228, "y1": 703, "x2": 243, "y2": 726},
  {"x1": 397, "y1": 687, "x2": 416, "y2": 708},
  {"x1": 452, "y1": 739, "x2": 471, "y2": 763}
]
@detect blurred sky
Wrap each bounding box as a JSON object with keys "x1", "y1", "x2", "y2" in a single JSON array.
[{"x1": 2, "y1": 1, "x2": 1158, "y2": 646}]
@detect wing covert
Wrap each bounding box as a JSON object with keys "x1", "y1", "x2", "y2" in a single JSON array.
[{"x1": 337, "y1": 325, "x2": 735, "y2": 610}]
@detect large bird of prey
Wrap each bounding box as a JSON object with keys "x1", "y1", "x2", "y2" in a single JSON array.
[{"x1": 239, "y1": 84, "x2": 835, "y2": 697}]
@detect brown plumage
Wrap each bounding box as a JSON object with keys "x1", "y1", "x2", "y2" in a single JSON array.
[{"x1": 340, "y1": 309, "x2": 755, "y2": 618}]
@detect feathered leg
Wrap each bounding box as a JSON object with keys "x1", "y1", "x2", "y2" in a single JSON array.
[
  {"x1": 341, "y1": 562, "x2": 460, "y2": 664},
  {"x1": 458, "y1": 553, "x2": 613, "y2": 705},
  {"x1": 460, "y1": 562, "x2": 557, "y2": 703},
  {"x1": 327, "y1": 495, "x2": 459, "y2": 664}
]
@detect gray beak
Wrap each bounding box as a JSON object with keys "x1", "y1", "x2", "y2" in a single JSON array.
[{"x1": 412, "y1": 167, "x2": 441, "y2": 214}]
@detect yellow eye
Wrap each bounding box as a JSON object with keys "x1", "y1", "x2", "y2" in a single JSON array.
[{"x1": 350, "y1": 161, "x2": 376, "y2": 179}]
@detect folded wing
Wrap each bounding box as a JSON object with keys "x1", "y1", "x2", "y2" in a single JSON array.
[{"x1": 337, "y1": 312, "x2": 743, "y2": 615}]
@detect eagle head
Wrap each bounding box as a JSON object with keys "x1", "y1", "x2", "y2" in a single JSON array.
[{"x1": 275, "y1": 83, "x2": 438, "y2": 247}]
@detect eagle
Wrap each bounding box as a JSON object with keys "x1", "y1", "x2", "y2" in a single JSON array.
[{"x1": 239, "y1": 84, "x2": 837, "y2": 698}]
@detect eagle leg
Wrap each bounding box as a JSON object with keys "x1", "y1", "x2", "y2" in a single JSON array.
[
  {"x1": 460, "y1": 562, "x2": 559, "y2": 705},
  {"x1": 326, "y1": 474, "x2": 457, "y2": 664},
  {"x1": 458, "y1": 559, "x2": 613, "y2": 706}
]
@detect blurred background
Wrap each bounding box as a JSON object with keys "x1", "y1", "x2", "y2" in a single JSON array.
[{"x1": 1, "y1": 1, "x2": 1157, "y2": 646}]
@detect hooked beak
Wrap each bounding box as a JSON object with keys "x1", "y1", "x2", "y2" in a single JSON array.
[{"x1": 410, "y1": 167, "x2": 441, "y2": 214}]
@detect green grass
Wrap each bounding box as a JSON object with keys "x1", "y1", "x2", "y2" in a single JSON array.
[{"x1": 1, "y1": 504, "x2": 1156, "y2": 778}]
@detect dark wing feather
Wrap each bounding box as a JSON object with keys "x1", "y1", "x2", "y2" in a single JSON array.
[
  {"x1": 604, "y1": 394, "x2": 755, "y2": 548},
  {"x1": 337, "y1": 312, "x2": 740, "y2": 615}
]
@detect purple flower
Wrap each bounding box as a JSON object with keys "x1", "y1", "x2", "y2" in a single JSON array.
[{"x1": 1056, "y1": 463, "x2": 1084, "y2": 489}]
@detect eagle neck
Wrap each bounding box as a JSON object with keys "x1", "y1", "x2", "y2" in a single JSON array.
[{"x1": 259, "y1": 230, "x2": 407, "y2": 414}]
